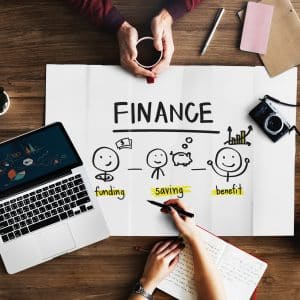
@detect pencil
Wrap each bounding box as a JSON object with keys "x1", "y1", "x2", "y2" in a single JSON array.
[{"x1": 201, "y1": 8, "x2": 225, "y2": 56}]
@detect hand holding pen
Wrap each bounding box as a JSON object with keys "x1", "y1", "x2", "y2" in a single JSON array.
[{"x1": 149, "y1": 198, "x2": 199, "y2": 242}]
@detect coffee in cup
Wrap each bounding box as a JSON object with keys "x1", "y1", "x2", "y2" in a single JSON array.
[{"x1": 136, "y1": 37, "x2": 163, "y2": 69}]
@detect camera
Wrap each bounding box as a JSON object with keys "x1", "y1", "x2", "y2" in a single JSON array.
[{"x1": 249, "y1": 99, "x2": 291, "y2": 142}]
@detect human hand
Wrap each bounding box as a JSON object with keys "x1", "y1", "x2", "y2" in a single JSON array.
[
  {"x1": 151, "y1": 9, "x2": 174, "y2": 75},
  {"x1": 117, "y1": 21, "x2": 156, "y2": 78},
  {"x1": 162, "y1": 199, "x2": 199, "y2": 242},
  {"x1": 140, "y1": 239, "x2": 184, "y2": 293}
]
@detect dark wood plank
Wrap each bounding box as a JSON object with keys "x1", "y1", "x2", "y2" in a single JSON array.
[{"x1": 0, "y1": 1, "x2": 299, "y2": 299}]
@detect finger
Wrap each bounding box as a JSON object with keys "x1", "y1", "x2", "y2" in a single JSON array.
[
  {"x1": 159, "y1": 241, "x2": 183, "y2": 257},
  {"x1": 151, "y1": 20, "x2": 163, "y2": 51},
  {"x1": 150, "y1": 241, "x2": 164, "y2": 254},
  {"x1": 128, "y1": 39, "x2": 138, "y2": 60},
  {"x1": 152, "y1": 33, "x2": 174, "y2": 74},
  {"x1": 124, "y1": 60, "x2": 155, "y2": 78},
  {"x1": 169, "y1": 207, "x2": 185, "y2": 228},
  {"x1": 165, "y1": 247, "x2": 183, "y2": 263},
  {"x1": 152, "y1": 58, "x2": 170, "y2": 75},
  {"x1": 160, "y1": 207, "x2": 169, "y2": 214},
  {"x1": 169, "y1": 254, "x2": 180, "y2": 271},
  {"x1": 164, "y1": 199, "x2": 189, "y2": 211},
  {"x1": 156, "y1": 240, "x2": 175, "y2": 254}
]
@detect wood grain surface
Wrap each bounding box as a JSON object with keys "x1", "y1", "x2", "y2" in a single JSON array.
[{"x1": 0, "y1": 1, "x2": 299, "y2": 299}]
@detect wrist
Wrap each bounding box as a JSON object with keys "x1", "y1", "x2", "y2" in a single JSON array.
[
  {"x1": 118, "y1": 21, "x2": 132, "y2": 34},
  {"x1": 140, "y1": 277, "x2": 157, "y2": 294},
  {"x1": 157, "y1": 8, "x2": 173, "y2": 25},
  {"x1": 184, "y1": 227, "x2": 202, "y2": 244}
]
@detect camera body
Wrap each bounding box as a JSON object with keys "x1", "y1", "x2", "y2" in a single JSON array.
[{"x1": 249, "y1": 99, "x2": 291, "y2": 142}]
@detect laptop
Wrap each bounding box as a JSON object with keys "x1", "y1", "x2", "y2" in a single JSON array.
[{"x1": 0, "y1": 122, "x2": 109, "y2": 274}]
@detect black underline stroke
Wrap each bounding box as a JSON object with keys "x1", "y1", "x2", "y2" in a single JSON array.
[
  {"x1": 191, "y1": 168, "x2": 207, "y2": 171},
  {"x1": 113, "y1": 129, "x2": 220, "y2": 134},
  {"x1": 128, "y1": 168, "x2": 143, "y2": 170}
]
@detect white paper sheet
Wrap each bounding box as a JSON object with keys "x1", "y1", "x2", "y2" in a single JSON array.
[{"x1": 46, "y1": 65, "x2": 296, "y2": 236}]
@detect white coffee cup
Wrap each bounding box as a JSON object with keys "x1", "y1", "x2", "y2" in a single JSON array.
[
  {"x1": 136, "y1": 36, "x2": 163, "y2": 69},
  {"x1": 0, "y1": 88, "x2": 10, "y2": 116}
]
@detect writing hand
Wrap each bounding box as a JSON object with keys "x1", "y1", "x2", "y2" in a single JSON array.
[
  {"x1": 162, "y1": 199, "x2": 199, "y2": 242},
  {"x1": 151, "y1": 9, "x2": 174, "y2": 75},
  {"x1": 140, "y1": 239, "x2": 184, "y2": 293},
  {"x1": 117, "y1": 22, "x2": 155, "y2": 78}
]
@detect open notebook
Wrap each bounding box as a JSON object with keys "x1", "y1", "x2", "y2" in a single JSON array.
[{"x1": 158, "y1": 227, "x2": 267, "y2": 300}]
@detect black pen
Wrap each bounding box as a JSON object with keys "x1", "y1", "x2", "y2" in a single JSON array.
[{"x1": 147, "y1": 200, "x2": 194, "y2": 218}]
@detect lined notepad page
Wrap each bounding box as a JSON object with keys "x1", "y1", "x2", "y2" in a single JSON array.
[{"x1": 158, "y1": 228, "x2": 267, "y2": 300}]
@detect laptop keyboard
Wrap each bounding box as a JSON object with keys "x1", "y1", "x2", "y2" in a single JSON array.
[{"x1": 0, "y1": 174, "x2": 94, "y2": 243}]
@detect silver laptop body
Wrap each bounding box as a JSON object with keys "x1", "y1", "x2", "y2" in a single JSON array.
[{"x1": 0, "y1": 123, "x2": 109, "y2": 274}]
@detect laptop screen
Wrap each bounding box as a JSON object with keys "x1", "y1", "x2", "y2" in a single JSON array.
[{"x1": 0, "y1": 123, "x2": 82, "y2": 198}]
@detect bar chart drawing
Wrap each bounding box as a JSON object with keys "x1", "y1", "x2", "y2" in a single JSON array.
[{"x1": 224, "y1": 126, "x2": 253, "y2": 146}]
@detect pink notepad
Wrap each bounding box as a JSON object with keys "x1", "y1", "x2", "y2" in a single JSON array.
[{"x1": 240, "y1": 2, "x2": 274, "y2": 55}]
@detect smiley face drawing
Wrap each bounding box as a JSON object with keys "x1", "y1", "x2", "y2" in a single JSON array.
[
  {"x1": 92, "y1": 147, "x2": 120, "y2": 182},
  {"x1": 207, "y1": 147, "x2": 250, "y2": 182},
  {"x1": 146, "y1": 148, "x2": 168, "y2": 180}
]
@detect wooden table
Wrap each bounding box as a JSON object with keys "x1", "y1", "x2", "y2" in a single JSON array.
[{"x1": 0, "y1": 1, "x2": 299, "y2": 299}]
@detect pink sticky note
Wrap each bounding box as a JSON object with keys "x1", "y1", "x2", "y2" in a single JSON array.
[{"x1": 240, "y1": 2, "x2": 274, "y2": 55}]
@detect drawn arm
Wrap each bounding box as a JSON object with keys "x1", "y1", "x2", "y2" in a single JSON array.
[
  {"x1": 230, "y1": 158, "x2": 250, "y2": 178},
  {"x1": 207, "y1": 161, "x2": 227, "y2": 178}
]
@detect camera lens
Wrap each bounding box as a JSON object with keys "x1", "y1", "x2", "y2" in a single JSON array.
[{"x1": 264, "y1": 113, "x2": 283, "y2": 135}]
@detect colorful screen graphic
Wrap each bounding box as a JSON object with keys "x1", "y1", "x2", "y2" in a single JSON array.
[{"x1": 0, "y1": 123, "x2": 81, "y2": 195}]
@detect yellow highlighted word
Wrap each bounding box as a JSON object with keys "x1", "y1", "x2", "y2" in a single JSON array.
[
  {"x1": 151, "y1": 185, "x2": 191, "y2": 198},
  {"x1": 211, "y1": 184, "x2": 244, "y2": 196},
  {"x1": 95, "y1": 185, "x2": 125, "y2": 200}
]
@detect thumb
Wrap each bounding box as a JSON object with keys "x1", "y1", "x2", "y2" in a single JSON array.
[
  {"x1": 152, "y1": 27, "x2": 163, "y2": 51},
  {"x1": 129, "y1": 38, "x2": 138, "y2": 60},
  {"x1": 169, "y1": 207, "x2": 184, "y2": 229}
]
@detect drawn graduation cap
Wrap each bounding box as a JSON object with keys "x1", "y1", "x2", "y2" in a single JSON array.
[{"x1": 0, "y1": 87, "x2": 10, "y2": 115}]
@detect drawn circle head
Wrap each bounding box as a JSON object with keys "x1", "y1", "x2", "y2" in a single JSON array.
[
  {"x1": 215, "y1": 147, "x2": 242, "y2": 172},
  {"x1": 147, "y1": 148, "x2": 168, "y2": 168},
  {"x1": 92, "y1": 147, "x2": 119, "y2": 172}
]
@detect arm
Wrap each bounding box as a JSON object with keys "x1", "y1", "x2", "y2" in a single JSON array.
[
  {"x1": 207, "y1": 160, "x2": 227, "y2": 178},
  {"x1": 164, "y1": 0, "x2": 202, "y2": 21},
  {"x1": 66, "y1": 0, "x2": 124, "y2": 33},
  {"x1": 164, "y1": 199, "x2": 226, "y2": 300},
  {"x1": 67, "y1": 0, "x2": 155, "y2": 78},
  {"x1": 230, "y1": 158, "x2": 250, "y2": 177}
]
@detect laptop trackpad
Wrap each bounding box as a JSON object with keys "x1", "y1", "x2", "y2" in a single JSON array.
[{"x1": 37, "y1": 223, "x2": 76, "y2": 259}]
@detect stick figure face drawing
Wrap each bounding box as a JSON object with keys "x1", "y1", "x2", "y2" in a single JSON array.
[
  {"x1": 93, "y1": 147, "x2": 119, "y2": 172},
  {"x1": 147, "y1": 148, "x2": 168, "y2": 168},
  {"x1": 215, "y1": 147, "x2": 242, "y2": 172}
]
